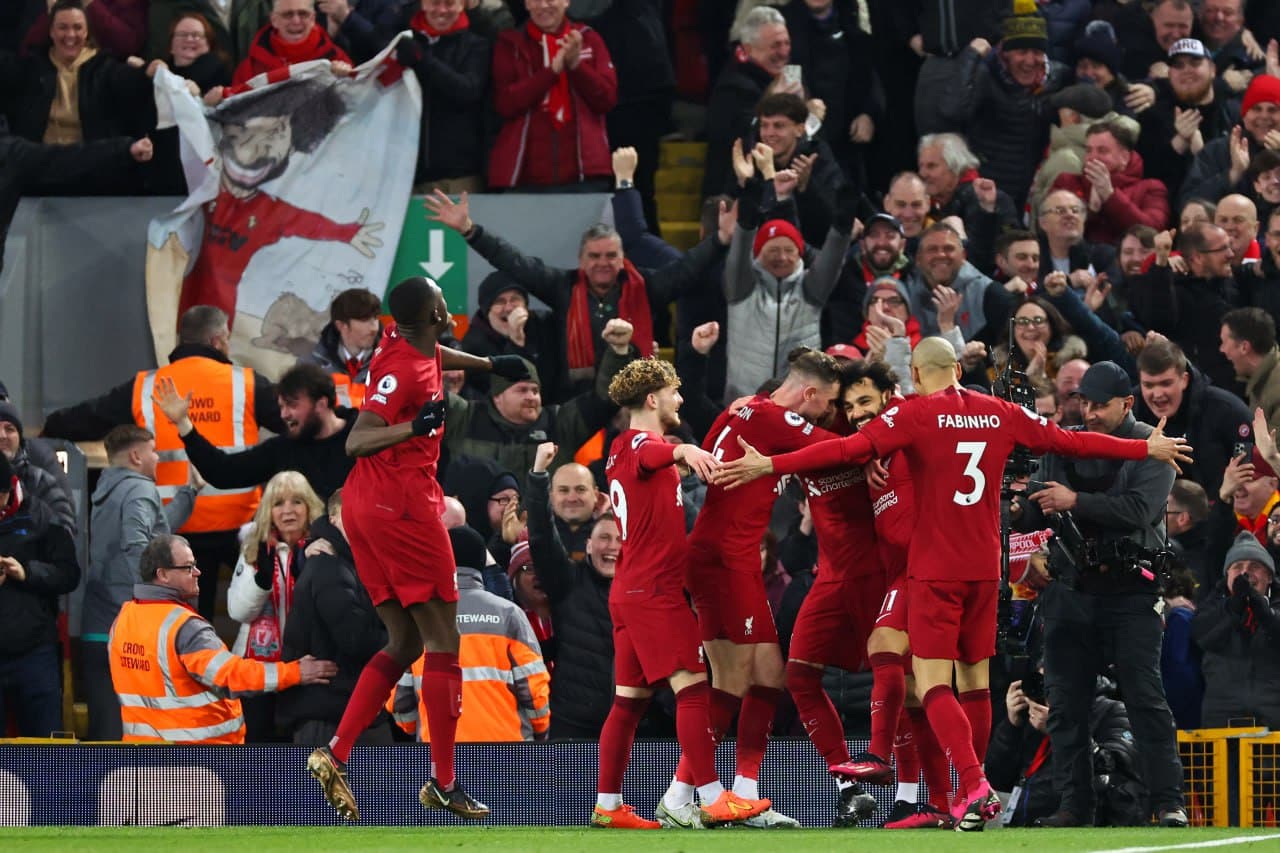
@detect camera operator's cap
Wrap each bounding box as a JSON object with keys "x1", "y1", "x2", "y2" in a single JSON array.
[
  {"x1": 1224, "y1": 530, "x2": 1274, "y2": 576},
  {"x1": 1251, "y1": 446, "x2": 1278, "y2": 480},
  {"x1": 865, "y1": 212, "x2": 905, "y2": 236},
  {"x1": 1169, "y1": 38, "x2": 1210, "y2": 60},
  {"x1": 1076, "y1": 361, "x2": 1132, "y2": 403}
]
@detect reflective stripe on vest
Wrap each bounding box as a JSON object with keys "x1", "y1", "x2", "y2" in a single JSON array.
[
  {"x1": 133, "y1": 359, "x2": 260, "y2": 532},
  {"x1": 121, "y1": 716, "x2": 244, "y2": 742}
]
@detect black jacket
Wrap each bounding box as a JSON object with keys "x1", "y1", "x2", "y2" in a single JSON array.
[
  {"x1": 747, "y1": 134, "x2": 847, "y2": 249},
  {"x1": 576, "y1": 0, "x2": 673, "y2": 104},
  {"x1": 525, "y1": 468, "x2": 612, "y2": 736},
  {"x1": 1191, "y1": 578, "x2": 1280, "y2": 728},
  {"x1": 278, "y1": 516, "x2": 386, "y2": 729},
  {"x1": 1133, "y1": 367, "x2": 1251, "y2": 501},
  {"x1": 1128, "y1": 264, "x2": 1242, "y2": 392},
  {"x1": 182, "y1": 408, "x2": 357, "y2": 502},
  {"x1": 41, "y1": 342, "x2": 285, "y2": 440},
  {"x1": 1136, "y1": 77, "x2": 1238, "y2": 195},
  {"x1": 459, "y1": 305, "x2": 568, "y2": 405},
  {"x1": 934, "y1": 179, "x2": 1020, "y2": 275},
  {"x1": 300, "y1": 321, "x2": 375, "y2": 385},
  {"x1": 701, "y1": 58, "x2": 774, "y2": 199},
  {"x1": 389, "y1": 8, "x2": 491, "y2": 182},
  {"x1": 0, "y1": 491, "x2": 80, "y2": 656},
  {"x1": 986, "y1": 679, "x2": 1145, "y2": 826}
]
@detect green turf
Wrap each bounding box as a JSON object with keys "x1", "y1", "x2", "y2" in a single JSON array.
[{"x1": 3, "y1": 826, "x2": 1280, "y2": 852}]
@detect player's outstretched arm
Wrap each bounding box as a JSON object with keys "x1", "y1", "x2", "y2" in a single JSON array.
[
  {"x1": 713, "y1": 437, "x2": 774, "y2": 489},
  {"x1": 345, "y1": 403, "x2": 444, "y2": 457}
]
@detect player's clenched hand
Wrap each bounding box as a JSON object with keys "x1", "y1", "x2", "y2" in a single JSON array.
[
  {"x1": 532, "y1": 442, "x2": 558, "y2": 474},
  {"x1": 864, "y1": 459, "x2": 889, "y2": 491},
  {"x1": 1147, "y1": 416, "x2": 1194, "y2": 473},
  {"x1": 489, "y1": 354, "x2": 530, "y2": 381},
  {"x1": 713, "y1": 436, "x2": 774, "y2": 489},
  {"x1": 412, "y1": 399, "x2": 447, "y2": 436},
  {"x1": 675, "y1": 443, "x2": 720, "y2": 483},
  {"x1": 298, "y1": 655, "x2": 338, "y2": 685}
]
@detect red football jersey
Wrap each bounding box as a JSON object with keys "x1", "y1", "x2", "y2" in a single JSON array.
[
  {"x1": 690, "y1": 395, "x2": 836, "y2": 563},
  {"x1": 344, "y1": 325, "x2": 445, "y2": 511},
  {"x1": 800, "y1": 429, "x2": 881, "y2": 582},
  {"x1": 605, "y1": 429, "x2": 688, "y2": 606},
  {"x1": 771, "y1": 387, "x2": 1147, "y2": 582},
  {"x1": 870, "y1": 452, "x2": 914, "y2": 581}
]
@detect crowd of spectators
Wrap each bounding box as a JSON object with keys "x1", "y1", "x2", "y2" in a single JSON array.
[{"x1": 5, "y1": 2, "x2": 1280, "y2": 822}]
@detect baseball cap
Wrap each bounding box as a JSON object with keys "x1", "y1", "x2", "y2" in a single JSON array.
[
  {"x1": 1076, "y1": 361, "x2": 1132, "y2": 404},
  {"x1": 1169, "y1": 38, "x2": 1210, "y2": 60},
  {"x1": 864, "y1": 213, "x2": 905, "y2": 236},
  {"x1": 825, "y1": 343, "x2": 864, "y2": 360}
]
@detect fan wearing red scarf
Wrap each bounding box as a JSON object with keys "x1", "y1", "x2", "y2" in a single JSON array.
[
  {"x1": 231, "y1": 0, "x2": 353, "y2": 88},
  {"x1": 488, "y1": 0, "x2": 617, "y2": 189}
]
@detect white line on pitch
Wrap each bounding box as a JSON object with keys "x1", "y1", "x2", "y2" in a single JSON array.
[{"x1": 1089, "y1": 833, "x2": 1280, "y2": 853}]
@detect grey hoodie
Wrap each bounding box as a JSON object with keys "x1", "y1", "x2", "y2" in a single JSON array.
[{"x1": 83, "y1": 468, "x2": 195, "y2": 638}]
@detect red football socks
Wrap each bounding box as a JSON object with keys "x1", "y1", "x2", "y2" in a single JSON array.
[
  {"x1": 908, "y1": 705, "x2": 953, "y2": 811},
  {"x1": 922, "y1": 684, "x2": 982, "y2": 798},
  {"x1": 674, "y1": 682, "x2": 716, "y2": 786},
  {"x1": 868, "y1": 652, "x2": 907, "y2": 760},
  {"x1": 423, "y1": 652, "x2": 462, "y2": 789},
  {"x1": 329, "y1": 650, "x2": 404, "y2": 763},
  {"x1": 786, "y1": 660, "x2": 849, "y2": 766},
  {"x1": 597, "y1": 695, "x2": 651, "y2": 794},
  {"x1": 735, "y1": 685, "x2": 782, "y2": 781},
  {"x1": 893, "y1": 707, "x2": 920, "y2": 783},
  {"x1": 675, "y1": 688, "x2": 740, "y2": 784},
  {"x1": 959, "y1": 688, "x2": 992, "y2": 763}
]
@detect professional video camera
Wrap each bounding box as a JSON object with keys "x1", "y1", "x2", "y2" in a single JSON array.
[{"x1": 1037, "y1": 498, "x2": 1175, "y2": 589}]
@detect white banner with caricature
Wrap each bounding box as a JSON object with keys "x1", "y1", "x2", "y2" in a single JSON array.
[{"x1": 146, "y1": 37, "x2": 420, "y2": 379}]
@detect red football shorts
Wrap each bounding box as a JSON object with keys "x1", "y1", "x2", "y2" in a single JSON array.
[
  {"x1": 343, "y1": 500, "x2": 458, "y2": 606},
  {"x1": 789, "y1": 571, "x2": 885, "y2": 671},
  {"x1": 874, "y1": 573, "x2": 909, "y2": 633},
  {"x1": 687, "y1": 545, "x2": 778, "y2": 644},
  {"x1": 611, "y1": 600, "x2": 706, "y2": 688},
  {"x1": 906, "y1": 578, "x2": 997, "y2": 664}
]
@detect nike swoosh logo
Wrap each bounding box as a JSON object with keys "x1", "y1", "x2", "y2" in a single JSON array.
[{"x1": 664, "y1": 811, "x2": 693, "y2": 828}]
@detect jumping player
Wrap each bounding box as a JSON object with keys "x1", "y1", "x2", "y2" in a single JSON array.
[
  {"x1": 663, "y1": 348, "x2": 842, "y2": 828},
  {"x1": 307, "y1": 276, "x2": 526, "y2": 821},
  {"x1": 590, "y1": 358, "x2": 770, "y2": 830},
  {"x1": 716, "y1": 338, "x2": 1192, "y2": 831}
]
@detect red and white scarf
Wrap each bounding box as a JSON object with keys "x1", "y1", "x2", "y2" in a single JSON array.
[{"x1": 528, "y1": 20, "x2": 574, "y2": 127}]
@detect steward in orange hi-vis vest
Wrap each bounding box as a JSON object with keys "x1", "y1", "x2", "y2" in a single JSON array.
[{"x1": 132, "y1": 356, "x2": 260, "y2": 533}]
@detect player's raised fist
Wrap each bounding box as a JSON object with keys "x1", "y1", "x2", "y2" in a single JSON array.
[
  {"x1": 603, "y1": 318, "x2": 634, "y2": 353},
  {"x1": 412, "y1": 399, "x2": 447, "y2": 436},
  {"x1": 533, "y1": 441, "x2": 558, "y2": 473}
]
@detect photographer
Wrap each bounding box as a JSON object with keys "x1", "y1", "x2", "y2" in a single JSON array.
[
  {"x1": 1190, "y1": 533, "x2": 1280, "y2": 728},
  {"x1": 986, "y1": 669, "x2": 1146, "y2": 827},
  {"x1": 1011, "y1": 361, "x2": 1187, "y2": 828}
]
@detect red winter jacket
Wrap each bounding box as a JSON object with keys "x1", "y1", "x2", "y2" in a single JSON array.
[
  {"x1": 487, "y1": 23, "x2": 617, "y2": 188},
  {"x1": 1051, "y1": 150, "x2": 1169, "y2": 247}
]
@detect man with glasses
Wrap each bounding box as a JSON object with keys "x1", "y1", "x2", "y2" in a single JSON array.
[
  {"x1": 1035, "y1": 189, "x2": 1119, "y2": 289},
  {"x1": 1131, "y1": 224, "x2": 1244, "y2": 391},
  {"x1": 108, "y1": 533, "x2": 336, "y2": 743},
  {"x1": 230, "y1": 0, "x2": 352, "y2": 89}
]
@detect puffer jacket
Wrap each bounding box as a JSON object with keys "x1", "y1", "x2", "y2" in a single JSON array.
[
  {"x1": 9, "y1": 439, "x2": 76, "y2": 536},
  {"x1": 1191, "y1": 578, "x2": 1280, "y2": 728},
  {"x1": 227, "y1": 537, "x2": 308, "y2": 658},
  {"x1": 1028, "y1": 112, "x2": 1141, "y2": 221},
  {"x1": 487, "y1": 21, "x2": 617, "y2": 187},
  {"x1": 1051, "y1": 149, "x2": 1170, "y2": 246},
  {"x1": 525, "y1": 468, "x2": 613, "y2": 737},
  {"x1": 84, "y1": 467, "x2": 195, "y2": 638},
  {"x1": 930, "y1": 46, "x2": 1069, "y2": 207}
]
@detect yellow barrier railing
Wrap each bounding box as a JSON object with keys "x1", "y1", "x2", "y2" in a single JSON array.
[{"x1": 1239, "y1": 732, "x2": 1280, "y2": 827}]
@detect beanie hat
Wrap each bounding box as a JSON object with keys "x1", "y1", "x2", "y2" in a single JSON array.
[
  {"x1": 507, "y1": 539, "x2": 533, "y2": 579},
  {"x1": 1243, "y1": 74, "x2": 1280, "y2": 119},
  {"x1": 1072, "y1": 20, "x2": 1121, "y2": 75},
  {"x1": 753, "y1": 219, "x2": 805, "y2": 257},
  {"x1": 1224, "y1": 530, "x2": 1275, "y2": 576},
  {"x1": 447, "y1": 524, "x2": 488, "y2": 571},
  {"x1": 861, "y1": 276, "x2": 911, "y2": 315},
  {"x1": 489, "y1": 357, "x2": 540, "y2": 397},
  {"x1": 0, "y1": 402, "x2": 23, "y2": 441},
  {"x1": 477, "y1": 272, "x2": 529, "y2": 313},
  {"x1": 1002, "y1": 0, "x2": 1048, "y2": 53},
  {"x1": 489, "y1": 471, "x2": 520, "y2": 499}
]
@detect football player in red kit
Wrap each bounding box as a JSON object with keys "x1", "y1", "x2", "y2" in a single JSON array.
[
  {"x1": 308, "y1": 276, "x2": 528, "y2": 822},
  {"x1": 716, "y1": 338, "x2": 1192, "y2": 831},
  {"x1": 662, "y1": 348, "x2": 842, "y2": 828},
  {"x1": 589, "y1": 358, "x2": 770, "y2": 830}
]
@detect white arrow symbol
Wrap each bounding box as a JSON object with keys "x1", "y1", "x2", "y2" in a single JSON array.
[{"x1": 419, "y1": 229, "x2": 454, "y2": 280}]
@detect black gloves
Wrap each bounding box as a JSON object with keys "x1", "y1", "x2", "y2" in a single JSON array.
[
  {"x1": 1233, "y1": 574, "x2": 1253, "y2": 598},
  {"x1": 412, "y1": 399, "x2": 447, "y2": 436},
  {"x1": 395, "y1": 32, "x2": 428, "y2": 67},
  {"x1": 490, "y1": 355, "x2": 531, "y2": 381}
]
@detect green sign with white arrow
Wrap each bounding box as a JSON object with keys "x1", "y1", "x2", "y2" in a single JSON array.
[{"x1": 387, "y1": 197, "x2": 470, "y2": 314}]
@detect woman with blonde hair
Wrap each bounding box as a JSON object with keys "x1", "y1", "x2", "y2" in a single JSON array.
[{"x1": 228, "y1": 470, "x2": 324, "y2": 741}]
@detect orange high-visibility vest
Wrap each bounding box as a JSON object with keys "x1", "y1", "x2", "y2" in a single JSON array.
[
  {"x1": 332, "y1": 373, "x2": 366, "y2": 409},
  {"x1": 131, "y1": 357, "x2": 260, "y2": 533},
  {"x1": 108, "y1": 601, "x2": 247, "y2": 743}
]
